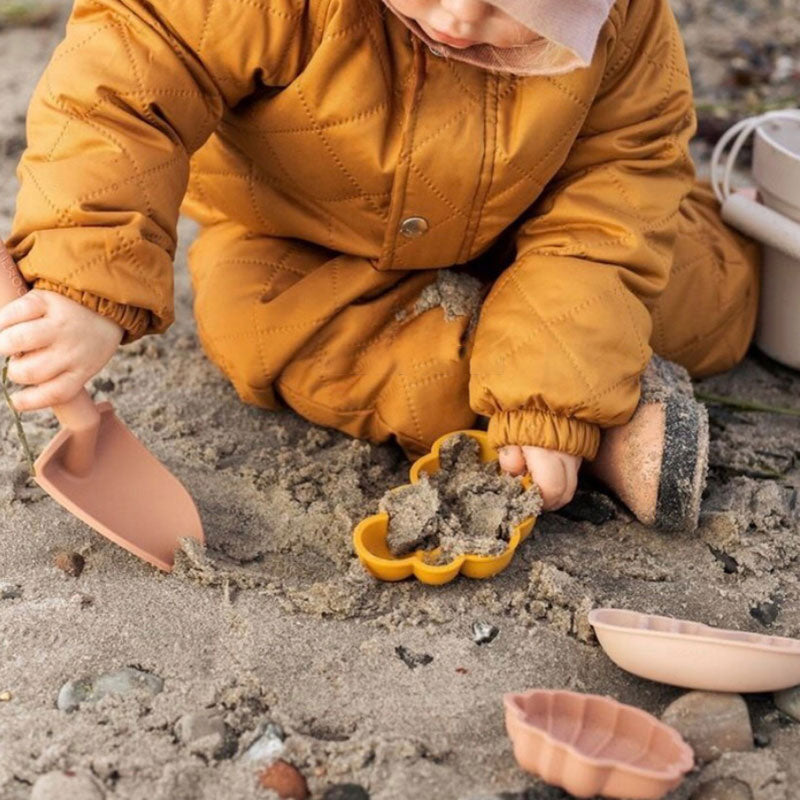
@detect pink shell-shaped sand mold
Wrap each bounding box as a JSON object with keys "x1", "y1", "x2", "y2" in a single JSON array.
[
  {"x1": 589, "y1": 608, "x2": 800, "y2": 692},
  {"x1": 504, "y1": 690, "x2": 694, "y2": 799}
]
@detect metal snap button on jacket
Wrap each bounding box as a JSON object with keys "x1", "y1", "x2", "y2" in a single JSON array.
[{"x1": 399, "y1": 216, "x2": 429, "y2": 238}]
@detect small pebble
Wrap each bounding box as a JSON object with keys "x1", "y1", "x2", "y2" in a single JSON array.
[
  {"x1": 69, "y1": 593, "x2": 94, "y2": 608},
  {"x1": 773, "y1": 685, "x2": 800, "y2": 721},
  {"x1": 176, "y1": 710, "x2": 229, "y2": 758},
  {"x1": 92, "y1": 377, "x2": 115, "y2": 393},
  {"x1": 464, "y1": 796, "x2": 510, "y2": 800},
  {"x1": 771, "y1": 54, "x2": 796, "y2": 83},
  {"x1": 708, "y1": 546, "x2": 739, "y2": 574},
  {"x1": 322, "y1": 784, "x2": 370, "y2": 800},
  {"x1": 31, "y1": 771, "x2": 105, "y2": 800},
  {"x1": 471, "y1": 620, "x2": 499, "y2": 645},
  {"x1": 244, "y1": 722, "x2": 286, "y2": 762},
  {"x1": 661, "y1": 692, "x2": 753, "y2": 762},
  {"x1": 691, "y1": 777, "x2": 753, "y2": 800},
  {"x1": 175, "y1": 334, "x2": 195, "y2": 350},
  {"x1": 0, "y1": 581, "x2": 22, "y2": 599},
  {"x1": 753, "y1": 731, "x2": 770, "y2": 748},
  {"x1": 0, "y1": 690, "x2": 11, "y2": 701},
  {"x1": 57, "y1": 667, "x2": 163, "y2": 712},
  {"x1": 53, "y1": 551, "x2": 85, "y2": 578},
  {"x1": 143, "y1": 342, "x2": 161, "y2": 359},
  {"x1": 258, "y1": 760, "x2": 308, "y2": 799},
  {"x1": 395, "y1": 645, "x2": 433, "y2": 669},
  {"x1": 749, "y1": 599, "x2": 780, "y2": 626}
]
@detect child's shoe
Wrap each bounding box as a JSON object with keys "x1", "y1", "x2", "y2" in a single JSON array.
[{"x1": 587, "y1": 356, "x2": 709, "y2": 532}]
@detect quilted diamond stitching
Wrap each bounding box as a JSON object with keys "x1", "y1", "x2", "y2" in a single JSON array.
[
  {"x1": 543, "y1": 76, "x2": 591, "y2": 113},
  {"x1": 359, "y1": 0, "x2": 393, "y2": 99},
  {"x1": 40, "y1": 41, "x2": 158, "y2": 224},
  {"x1": 19, "y1": 162, "x2": 69, "y2": 225},
  {"x1": 506, "y1": 270, "x2": 594, "y2": 395},
  {"x1": 216, "y1": 0, "x2": 304, "y2": 23},
  {"x1": 407, "y1": 162, "x2": 469, "y2": 220},
  {"x1": 294, "y1": 81, "x2": 388, "y2": 220},
  {"x1": 490, "y1": 110, "x2": 585, "y2": 207},
  {"x1": 50, "y1": 19, "x2": 116, "y2": 62},
  {"x1": 248, "y1": 123, "x2": 393, "y2": 204},
  {"x1": 472, "y1": 285, "x2": 620, "y2": 379},
  {"x1": 196, "y1": 0, "x2": 217, "y2": 54},
  {"x1": 257, "y1": 99, "x2": 389, "y2": 135},
  {"x1": 408, "y1": 105, "x2": 470, "y2": 152},
  {"x1": 442, "y1": 60, "x2": 482, "y2": 107},
  {"x1": 44, "y1": 118, "x2": 73, "y2": 162},
  {"x1": 75, "y1": 153, "x2": 183, "y2": 204},
  {"x1": 50, "y1": 228, "x2": 162, "y2": 300},
  {"x1": 390, "y1": 95, "x2": 487, "y2": 257}
]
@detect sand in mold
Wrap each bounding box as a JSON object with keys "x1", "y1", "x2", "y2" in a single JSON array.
[{"x1": 379, "y1": 434, "x2": 543, "y2": 564}]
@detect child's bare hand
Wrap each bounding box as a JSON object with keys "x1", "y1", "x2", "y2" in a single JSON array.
[
  {"x1": 499, "y1": 445, "x2": 581, "y2": 511},
  {"x1": 0, "y1": 289, "x2": 123, "y2": 412}
]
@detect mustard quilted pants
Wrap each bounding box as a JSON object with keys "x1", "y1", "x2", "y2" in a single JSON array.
[{"x1": 187, "y1": 180, "x2": 760, "y2": 455}]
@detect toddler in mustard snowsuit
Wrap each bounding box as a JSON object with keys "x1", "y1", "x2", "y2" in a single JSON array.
[{"x1": 0, "y1": 0, "x2": 759, "y2": 530}]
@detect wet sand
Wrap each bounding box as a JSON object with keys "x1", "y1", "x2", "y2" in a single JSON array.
[{"x1": 1, "y1": 3, "x2": 799, "y2": 798}]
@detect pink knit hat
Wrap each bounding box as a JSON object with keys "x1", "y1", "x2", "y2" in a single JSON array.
[{"x1": 381, "y1": 0, "x2": 615, "y2": 76}]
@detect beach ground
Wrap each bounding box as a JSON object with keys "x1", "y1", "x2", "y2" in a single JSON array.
[{"x1": 1, "y1": 3, "x2": 799, "y2": 798}]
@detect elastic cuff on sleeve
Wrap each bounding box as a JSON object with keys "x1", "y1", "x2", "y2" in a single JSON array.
[
  {"x1": 32, "y1": 279, "x2": 151, "y2": 345},
  {"x1": 488, "y1": 408, "x2": 600, "y2": 460}
]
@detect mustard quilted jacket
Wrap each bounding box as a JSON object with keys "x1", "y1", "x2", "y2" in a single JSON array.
[{"x1": 7, "y1": 0, "x2": 697, "y2": 459}]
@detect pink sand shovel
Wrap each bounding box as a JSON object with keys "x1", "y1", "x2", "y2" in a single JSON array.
[{"x1": 0, "y1": 240, "x2": 204, "y2": 571}]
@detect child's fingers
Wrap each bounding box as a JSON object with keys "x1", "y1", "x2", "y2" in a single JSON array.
[
  {"x1": 522, "y1": 447, "x2": 567, "y2": 510},
  {"x1": 0, "y1": 291, "x2": 47, "y2": 333},
  {"x1": 8, "y1": 370, "x2": 82, "y2": 413},
  {"x1": 564, "y1": 458, "x2": 579, "y2": 506},
  {"x1": 5, "y1": 348, "x2": 64, "y2": 387},
  {"x1": 498, "y1": 445, "x2": 526, "y2": 475},
  {"x1": 0, "y1": 318, "x2": 55, "y2": 357}
]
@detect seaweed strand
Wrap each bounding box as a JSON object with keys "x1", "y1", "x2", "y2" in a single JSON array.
[
  {"x1": 695, "y1": 390, "x2": 800, "y2": 418},
  {"x1": 1, "y1": 356, "x2": 36, "y2": 477}
]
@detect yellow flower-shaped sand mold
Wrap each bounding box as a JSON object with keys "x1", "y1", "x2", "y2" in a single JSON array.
[{"x1": 352, "y1": 430, "x2": 538, "y2": 585}]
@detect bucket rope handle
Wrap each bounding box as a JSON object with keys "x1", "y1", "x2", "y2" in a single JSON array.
[{"x1": 710, "y1": 109, "x2": 800, "y2": 205}]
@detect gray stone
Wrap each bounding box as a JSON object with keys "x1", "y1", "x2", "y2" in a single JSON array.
[
  {"x1": 695, "y1": 751, "x2": 786, "y2": 800},
  {"x1": 661, "y1": 691, "x2": 753, "y2": 762},
  {"x1": 773, "y1": 685, "x2": 800, "y2": 721},
  {"x1": 57, "y1": 667, "x2": 163, "y2": 712},
  {"x1": 243, "y1": 721, "x2": 286, "y2": 763},
  {"x1": 692, "y1": 778, "x2": 753, "y2": 800},
  {"x1": 471, "y1": 621, "x2": 499, "y2": 646},
  {"x1": 753, "y1": 731, "x2": 771, "y2": 747},
  {"x1": 31, "y1": 771, "x2": 104, "y2": 800},
  {"x1": 0, "y1": 582, "x2": 21, "y2": 599},
  {"x1": 176, "y1": 710, "x2": 229, "y2": 758},
  {"x1": 322, "y1": 785, "x2": 370, "y2": 800}
]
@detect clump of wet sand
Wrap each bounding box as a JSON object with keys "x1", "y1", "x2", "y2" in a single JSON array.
[{"x1": 379, "y1": 434, "x2": 542, "y2": 563}]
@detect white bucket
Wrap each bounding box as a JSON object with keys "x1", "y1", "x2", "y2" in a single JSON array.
[
  {"x1": 753, "y1": 117, "x2": 800, "y2": 367},
  {"x1": 712, "y1": 109, "x2": 800, "y2": 370}
]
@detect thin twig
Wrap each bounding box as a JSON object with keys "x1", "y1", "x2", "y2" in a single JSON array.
[
  {"x1": 1, "y1": 357, "x2": 36, "y2": 477},
  {"x1": 696, "y1": 390, "x2": 800, "y2": 418}
]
